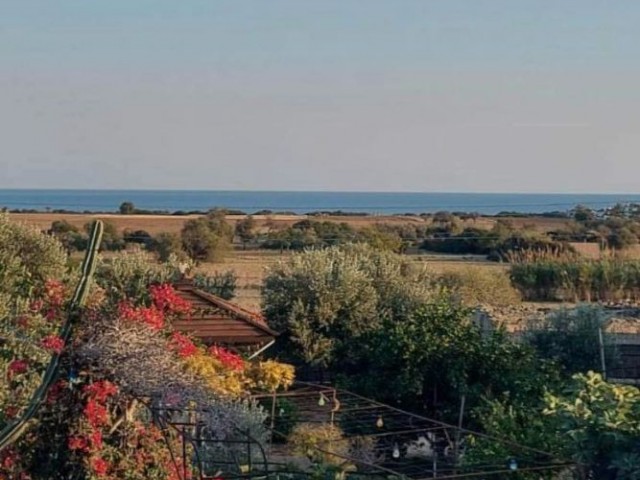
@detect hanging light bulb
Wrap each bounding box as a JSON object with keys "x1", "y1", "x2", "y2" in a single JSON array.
[
  {"x1": 392, "y1": 443, "x2": 400, "y2": 459},
  {"x1": 318, "y1": 393, "x2": 327, "y2": 407},
  {"x1": 376, "y1": 416, "x2": 384, "y2": 428}
]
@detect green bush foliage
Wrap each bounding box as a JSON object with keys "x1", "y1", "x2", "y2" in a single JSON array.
[
  {"x1": 544, "y1": 372, "x2": 640, "y2": 479},
  {"x1": 181, "y1": 209, "x2": 233, "y2": 262},
  {"x1": 261, "y1": 220, "x2": 404, "y2": 252},
  {"x1": 438, "y1": 266, "x2": 521, "y2": 307},
  {"x1": 510, "y1": 256, "x2": 640, "y2": 302},
  {"x1": 193, "y1": 271, "x2": 237, "y2": 300},
  {"x1": 524, "y1": 306, "x2": 616, "y2": 375},
  {"x1": 0, "y1": 213, "x2": 68, "y2": 302},
  {"x1": 262, "y1": 244, "x2": 433, "y2": 367}
]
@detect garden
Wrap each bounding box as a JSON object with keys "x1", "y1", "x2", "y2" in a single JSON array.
[{"x1": 1, "y1": 213, "x2": 640, "y2": 480}]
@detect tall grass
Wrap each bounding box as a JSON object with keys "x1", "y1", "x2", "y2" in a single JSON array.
[{"x1": 509, "y1": 249, "x2": 640, "y2": 302}]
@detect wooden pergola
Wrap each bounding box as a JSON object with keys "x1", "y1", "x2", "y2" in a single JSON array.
[{"x1": 171, "y1": 279, "x2": 278, "y2": 349}]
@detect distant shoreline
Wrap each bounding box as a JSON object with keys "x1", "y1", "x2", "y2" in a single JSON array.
[{"x1": 1, "y1": 190, "x2": 639, "y2": 216}]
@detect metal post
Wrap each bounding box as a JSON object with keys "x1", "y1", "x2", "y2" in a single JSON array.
[
  {"x1": 598, "y1": 327, "x2": 607, "y2": 380},
  {"x1": 453, "y1": 394, "x2": 466, "y2": 475}
]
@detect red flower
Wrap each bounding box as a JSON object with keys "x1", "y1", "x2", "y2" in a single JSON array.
[
  {"x1": 83, "y1": 381, "x2": 118, "y2": 402},
  {"x1": 41, "y1": 335, "x2": 64, "y2": 354},
  {"x1": 44, "y1": 279, "x2": 66, "y2": 307},
  {"x1": 29, "y1": 300, "x2": 43, "y2": 313},
  {"x1": 16, "y1": 316, "x2": 29, "y2": 329},
  {"x1": 209, "y1": 346, "x2": 244, "y2": 371},
  {"x1": 89, "y1": 431, "x2": 103, "y2": 450},
  {"x1": 84, "y1": 399, "x2": 108, "y2": 428},
  {"x1": 170, "y1": 332, "x2": 198, "y2": 358},
  {"x1": 68, "y1": 435, "x2": 89, "y2": 452},
  {"x1": 4, "y1": 406, "x2": 19, "y2": 419},
  {"x1": 8, "y1": 359, "x2": 28, "y2": 376},
  {"x1": 118, "y1": 302, "x2": 165, "y2": 330},
  {"x1": 46, "y1": 380, "x2": 66, "y2": 404},
  {"x1": 90, "y1": 457, "x2": 109, "y2": 477},
  {"x1": 150, "y1": 284, "x2": 192, "y2": 315},
  {"x1": 0, "y1": 449, "x2": 18, "y2": 470}
]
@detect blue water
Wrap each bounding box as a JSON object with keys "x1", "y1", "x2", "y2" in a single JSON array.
[{"x1": 1, "y1": 190, "x2": 640, "y2": 215}]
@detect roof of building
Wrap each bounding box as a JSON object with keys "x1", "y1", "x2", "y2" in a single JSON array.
[{"x1": 171, "y1": 279, "x2": 278, "y2": 346}]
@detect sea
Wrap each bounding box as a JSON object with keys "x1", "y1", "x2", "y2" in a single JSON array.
[{"x1": 1, "y1": 189, "x2": 640, "y2": 216}]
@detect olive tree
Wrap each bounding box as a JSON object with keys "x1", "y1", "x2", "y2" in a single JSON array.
[{"x1": 262, "y1": 244, "x2": 434, "y2": 367}]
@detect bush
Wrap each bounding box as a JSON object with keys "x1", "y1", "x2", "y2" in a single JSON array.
[
  {"x1": 150, "y1": 232, "x2": 186, "y2": 262},
  {"x1": 48, "y1": 220, "x2": 87, "y2": 252},
  {"x1": 94, "y1": 251, "x2": 186, "y2": 302},
  {"x1": 262, "y1": 244, "x2": 433, "y2": 367},
  {"x1": 193, "y1": 271, "x2": 237, "y2": 300},
  {"x1": 123, "y1": 229, "x2": 153, "y2": 247},
  {"x1": 0, "y1": 213, "x2": 68, "y2": 301},
  {"x1": 438, "y1": 266, "x2": 521, "y2": 307},
  {"x1": 258, "y1": 397, "x2": 300, "y2": 442},
  {"x1": 510, "y1": 256, "x2": 640, "y2": 302},
  {"x1": 85, "y1": 220, "x2": 125, "y2": 251},
  {"x1": 181, "y1": 210, "x2": 233, "y2": 262},
  {"x1": 288, "y1": 423, "x2": 350, "y2": 466},
  {"x1": 524, "y1": 306, "x2": 617, "y2": 375}
]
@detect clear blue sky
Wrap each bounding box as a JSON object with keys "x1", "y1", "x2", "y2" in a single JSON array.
[{"x1": 2, "y1": 1, "x2": 640, "y2": 192}]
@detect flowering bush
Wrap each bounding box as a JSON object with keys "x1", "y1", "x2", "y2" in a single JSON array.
[{"x1": 0, "y1": 217, "x2": 294, "y2": 480}]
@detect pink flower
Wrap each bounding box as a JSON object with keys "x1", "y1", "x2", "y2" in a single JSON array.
[
  {"x1": 170, "y1": 332, "x2": 198, "y2": 358},
  {"x1": 41, "y1": 335, "x2": 64, "y2": 354},
  {"x1": 90, "y1": 456, "x2": 109, "y2": 477},
  {"x1": 209, "y1": 346, "x2": 245, "y2": 371},
  {"x1": 68, "y1": 435, "x2": 89, "y2": 452},
  {"x1": 150, "y1": 284, "x2": 192, "y2": 315},
  {"x1": 83, "y1": 380, "x2": 118, "y2": 402},
  {"x1": 8, "y1": 359, "x2": 28, "y2": 376}
]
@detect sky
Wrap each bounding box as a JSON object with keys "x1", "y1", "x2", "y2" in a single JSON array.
[{"x1": 1, "y1": 0, "x2": 640, "y2": 193}]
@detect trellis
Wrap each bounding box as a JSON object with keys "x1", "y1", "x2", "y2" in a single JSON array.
[{"x1": 159, "y1": 382, "x2": 575, "y2": 480}]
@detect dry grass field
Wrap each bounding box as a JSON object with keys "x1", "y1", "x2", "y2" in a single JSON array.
[{"x1": 10, "y1": 212, "x2": 572, "y2": 236}]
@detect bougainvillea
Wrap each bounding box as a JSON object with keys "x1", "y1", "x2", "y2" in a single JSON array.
[
  {"x1": 210, "y1": 346, "x2": 245, "y2": 371},
  {"x1": 150, "y1": 283, "x2": 192, "y2": 315},
  {"x1": 0, "y1": 227, "x2": 294, "y2": 480}
]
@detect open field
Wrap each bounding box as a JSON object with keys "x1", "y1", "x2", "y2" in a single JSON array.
[{"x1": 10, "y1": 212, "x2": 573, "y2": 235}]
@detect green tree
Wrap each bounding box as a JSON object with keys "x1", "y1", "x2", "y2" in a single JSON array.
[
  {"x1": 151, "y1": 232, "x2": 186, "y2": 261},
  {"x1": 524, "y1": 306, "x2": 616, "y2": 376},
  {"x1": 181, "y1": 209, "x2": 233, "y2": 262},
  {"x1": 48, "y1": 220, "x2": 87, "y2": 252},
  {"x1": 119, "y1": 201, "x2": 136, "y2": 215},
  {"x1": 235, "y1": 215, "x2": 257, "y2": 249},
  {"x1": 262, "y1": 244, "x2": 433, "y2": 367},
  {"x1": 193, "y1": 271, "x2": 237, "y2": 300}
]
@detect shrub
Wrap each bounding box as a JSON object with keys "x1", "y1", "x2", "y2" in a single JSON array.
[
  {"x1": 524, "y1": 306, "x2": 617, "y2": 375},
  {"x1": 193, "y1": 271, "x2": 237, "y2": 300},
  {"x1": 510, "y1": 256, "x2": 640, "y2": 302},
  {"x1": 181, "y1": 210, "x2": 233, "y2": 262},
  {"x1": 0, "y1": 213, "x2": 68, "y2": 301},
  {"x1": 289, "y1": 423, "x2": 350, "y2": 466},
  {"x1": 151, "y1": 232, "x2": 186, "y2": 261},
  {"x1": 262, "y1": 244, "x2": 434, "y2": 367},
  {"x1": 438, "y1": 266, "x2": 521, "y2": 307},
  {"x1": 94, "y1": 251, "x2": 186, "y2": 302}
]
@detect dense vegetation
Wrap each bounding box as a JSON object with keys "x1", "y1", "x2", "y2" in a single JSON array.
[
  {"x1": 262, "y1": 244, "x2": 640, "y2": 478},
  {"x1": 0, "y1": 214, "x2": 293, "y2": 479},
  {"x1": 510, "y1": 254, "x2": 640, "y2": 302}
]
